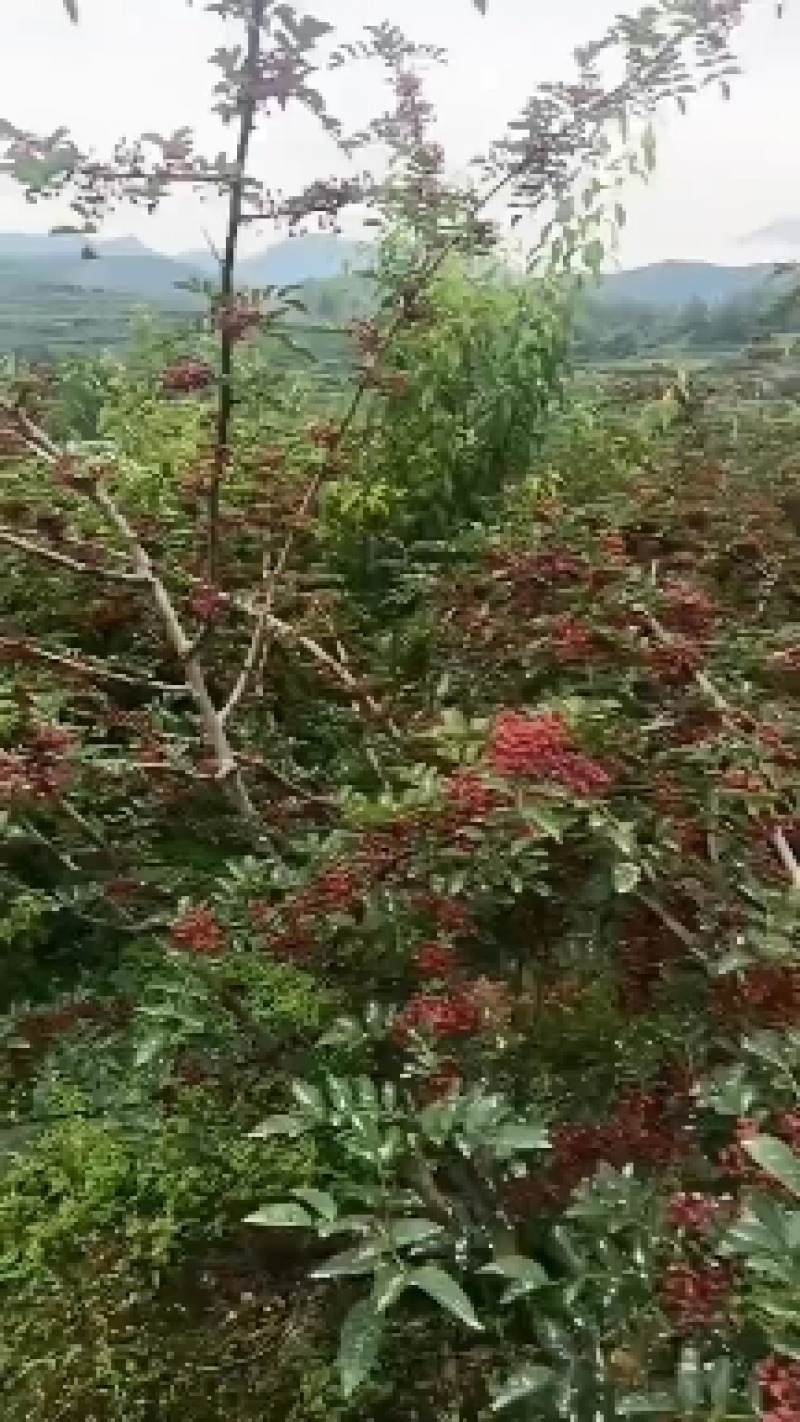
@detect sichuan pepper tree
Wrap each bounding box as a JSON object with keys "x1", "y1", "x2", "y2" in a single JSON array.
[{"x1": 1, "y1": 1, "x2": 794, "y2": 1418}]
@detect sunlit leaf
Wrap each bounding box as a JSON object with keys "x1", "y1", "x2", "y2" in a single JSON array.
[
  {"x1": 245, "y1": 1201, "x2": 312, "y2": 1229},
  {"x1": 742, "y1": 1134, "x2": 800, "y2": 1198},
  {"x1": 406, "y1": 1266, "x2": 483, "y2": 1330},
  {"x1": 292, "y1": 1188, "x2": 337, "y2": 1221},
  {"x1": 491, "y1": 1367, "x2": 554, "y2": 1412},
  {"x1": 614, "y1": 861, "x2": 641, "y2": 894},
  {"x1": 337, "y1": 1296, "x2": 384, "y2": 1399},
  {"x1": 248, "y1": 1113, "x2": 308, "y2": 1140}
]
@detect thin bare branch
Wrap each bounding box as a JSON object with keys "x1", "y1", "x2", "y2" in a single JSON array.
[
  {"x1": 0, "y1": 525, "x2": 145, "y2": 583},
  {"x1": 0, "y1": 637, "x2": 186, "y2": 695},
  {"x1": 3, "y1": 404, "x2": 274, "y2": 851},
  {"x1": 209, "y1": 0, "x2": 267, "y2": 580},
  {"x1": 640, "y1": 606, "x2": 800, "y2": 890}
]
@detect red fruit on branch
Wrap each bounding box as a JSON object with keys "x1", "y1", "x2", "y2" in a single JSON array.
[
  {"x1": 170, "y1": 904, "x2": 225, "y2": 957},
  {"x1": 412, "y1": 941, "x2": 459, "y2": 980},
  {"x1": 160, "y1": 360, "x2": 215, "y2": 394},
  {"x1": 660, "y1": 1260, "x2": 736, "y2": 1332}
]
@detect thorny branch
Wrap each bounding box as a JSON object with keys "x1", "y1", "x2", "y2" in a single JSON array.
[
  {"x1": 1, "y1": 405, "x2": 275, "y2": 852},
  {"x1": 639, "y1": 606, "x2": 800, "y2": 890},
  {"x1": 0, "y1": 524, "x2": 145, "y2": 583}
]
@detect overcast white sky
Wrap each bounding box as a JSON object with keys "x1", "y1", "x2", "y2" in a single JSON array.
[{"x1": 0, "y1": 0, "x2": 795, "y2": 267}]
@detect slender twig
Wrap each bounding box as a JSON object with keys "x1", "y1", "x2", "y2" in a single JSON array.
[
  {"x1": 639, "y1": 606, "x2": 800, "y2": 889},
  {"x1": 259, "y1": 610, "x2": 396, "y2": 728},
  {"x1": 209, "y1": 0, "x2": 266, "y2": 580},
  {"x1": 90, "y1": 483, "x2": 268, "y2": 837},
  {"x1": 636, "y1": 891, "x2": 700, "y2": 952},
  {"x1": 0, "y1": 636, "x2": 186, "y2": 695},
  {"x1": 3, "y1": 406, "x2": 273, "y2": 850},
  {"x1": 0, "y1": 525, "x2": 145, "y2": 583}
]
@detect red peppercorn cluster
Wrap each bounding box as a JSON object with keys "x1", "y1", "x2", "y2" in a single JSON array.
[
  {"x1": 443, "y1": 769, "x2": 510, "y2": 821},
  {"x1": 215, "y1": 299, "x2": 263, "y2": 343},
  {"x1": 251, "y1": 864, "x2": 364, "y2": 962},
  {"x1": 0, "y1": 724, "x2": 76, "y2": 806},
  {"x1": 659, "y1": 1260, "x2": 736, "y2": 1332},
  {"x1": 411, "y1": 892, "x2": 477, "y2": 938},
  {"x1": 660, "y1": 581, "x2": 718, "y2": 638},
  {"x1": 393, "y1": 990, "x2": 481, "y2": 1043},
  {"x1": 665, "y1": 1191, "x2": 736, "y2": 1235},
  {"x1": 412, "y1": 940, "x2": 459, "y2": 980},
  {"x1": 711, "y1": 966, "x2": 800, "y2": 1029},
  {"x1": 188, "y1": 583, "x2": 230, "y2": 624},
  {"x1": 548, "y1": 616, "x2": 596, "y2": 665},
  {"x1": 160, "y1": 359, "x2": 215, "y2": 394},
  {"x1": 17, "y1": 997, "x2": 131, "y2": 1051},
  {"x1": 507, "y1": 1086, "x2": 696, "y2": 1214},
  {"x1": 170, "y1": 904, "x2": 225, "y2": 957},
  {"x1": 758, "y1": 1354, "x2": 800, "y2": 1422},
  {"x1": 618, "y1": 927, "x2": 674, "y2": 1014},
  {"x1": 486, "y1": 710, "x2": 613, "y2": 796},
  {"x1": 646, "y1": 638, "x2": 704, "y2": 685},
  {"x1": 418, "y1": 1061, "x2": 462, "y2": 1103}
]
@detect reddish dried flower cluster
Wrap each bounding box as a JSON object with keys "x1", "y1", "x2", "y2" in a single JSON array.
[
  {"x1": 160, "y1": 359, "x2": 215, "y2": 394},
  {"x1": 487, "y1": 549, "x2": 586, "y2": 587},
  {"x1": 486, "y1": 710, "x2": 613, "y2": 796},
  {"x1": 487, "y1": 710, "x2": 570, "y2": 774},
  {"x1": 418, "y1": 1061, "x2": 462, "y2": 1103},
  {"x1": 659, "y1": 1260, "x2": 736, "y2": 1332},
  {"x1": 618, "y1": 914, "x2": 680, "y2": 1014},
  {"x1": 758, "y1": 1355, "x2": 800, "y2": 1422},
  {"x1": 170, "y1": 904, "x2": 225, "y2": 957},
  {"x1": 251, "y1": 865, "x2": 363, "y2": 962},
  {"x1": 443, "y1": 769, "x2": 511, "y2": 822}
]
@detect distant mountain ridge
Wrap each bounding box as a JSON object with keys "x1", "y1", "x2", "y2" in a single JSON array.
[
  {"x1": 600, "y1": 260, "x2": 786, "y2": 308},
  {"x1": 0, "y1": 231, "x2": 792, "y2": 311}
]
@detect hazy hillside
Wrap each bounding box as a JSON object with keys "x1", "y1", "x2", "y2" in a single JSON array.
[
  {"x1": 180, "y1": 234, "x2": 369, "y2": 286},
  {"x1": 600, "y1": 260, "x2": 783, "y2": 307},
  {"x1": 0, "y1": 230, "x2": 793, "y2": 357}
]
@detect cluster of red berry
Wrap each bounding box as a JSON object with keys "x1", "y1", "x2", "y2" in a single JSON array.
[
  {"x1": 170, "y1": 904, "x2": 226, "y2": 957},
  {"x1": 665, "y1": 1190, "x2": 736, "y2": 1235},
  {"x1": 0, "y1": 724, "x2": 76, "y2": 806},
  {"x1": 659, "y1": 1260, "x2": 736, "y2": 1332},
  {"x1": 486, "y1": 709, "x2": 613, "y2": 796},
  {"x1": 215, "y1": 299, "x2": 263, "y2": 343},
  {"x1": 758, "y1": 1355, "x2": 800, "y2": 1422},
  {"x1": 17, "y1": 997, "x2": 131, "y2": 1051},
  {"x1": 188, "y1": 583, "x2": 230, "y2": 624},
  {"x1": 160, "y1": 359, "x2": 215, "y2": 394},
  {"x1": 393, "y1": 989, "x2": 481, "y2": 1043},
  {"x1": 548, "y1": 615, "x2": 596, "y2": 665},
  {"x1": 412, "y1": 940, "x2": 459, "y2": 980},
  {"x1": 711, "y1": 965, "x2": 800, "y2": 1029}
]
